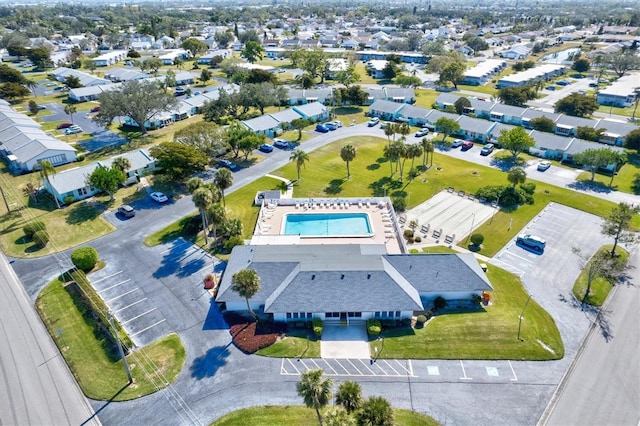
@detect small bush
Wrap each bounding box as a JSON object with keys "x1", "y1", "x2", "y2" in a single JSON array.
[
  {"x1": 312, "y1": 317, "x2": 323, "y2": 337},
  {"x1": 414, "y1": 236, "x2": 422, "y2": 243},
  {"x1": 367, "y1": 319, "x2": 381, "y2": 336},
  {"x1": 409, "y1": 248, "x2": 419, "y2": 254},
  {"x1": 182, "y1": 216, "x2": 202, "y2": 236},
  {"x1": 433, "y1": 296, "x2": 447, "y2": 311},
  {"x1": 470, "y1": 233, "x2": 484, "y2": 246},
  {"x1": 392, "y1": 197, "x2": 406, "y2": 212},
  {"x1": 223, "y1": 236, "x2": 244, "y2": 251},
  {"x1": 71, "y1": 247, "x2": 99, "y2": 272},
  {"x1": 520, "y1": 182, "x2": 536, "y2": 194},
  {"x1": 403, "y1": 229, "x2": 414, "y2": 239},
  {"x1": 76, "y1": 154, "x2": 86, "y2": 162},
  {"x1": 416, "y1": 315, "x2": 427, "y2": 326},
  {"x1": 401, "y1": 318, "x2": 412, "y2": 326},
  {"x1": 471, "y1": 294, "x2": 482, "y2": 304},
  {"x1": 23, "y1": 220, "x2": 46, "y2": 238},
  {"x1": 32, "y1": 230, "x2": 50, "y2": 247},
  {"x1": 63, "y1": 195, "x2": 75, "y2": 205}
]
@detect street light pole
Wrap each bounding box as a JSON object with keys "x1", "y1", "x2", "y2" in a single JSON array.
[
  {"x1": 465, "y1": 213, "x2": 476, "y2": 243},
  {"x1": 517, "y1": 295, "x2": 532, "y2": 341},
  {"x1": 107, "y1": 312, "x2": 133, "y2": 384}
]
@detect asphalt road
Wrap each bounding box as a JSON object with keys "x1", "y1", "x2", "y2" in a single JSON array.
[
  {"x1": 541, "y1": 248, "x2": 640, "y2": 426},
  {"x1": 0, "y1": 251, "x2": 99, "y2": 426}
]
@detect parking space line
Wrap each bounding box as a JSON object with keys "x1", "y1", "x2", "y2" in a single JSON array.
[
  {"x1": 114, "y1": 298, "x2": 147, "y2": 313},
  {"x1": 381, "y1": 360, "x2": 401, "y2": 376},
  {"x1": 309, "y1": 358, "x2": 324, "y2": 371},
  {"x1": 91, "y1": 270, "x2": 123, "y2": 284},
  {"x1": 500, "y1": 250, "x2": 535, "y2": 264},
  {"x1": 322, "y1": 360, "x2": 339, "y2": 375},
  {"x1": 371, "y1": 360, "x2": 391, "y2": 375},
  {"x1": 355, "y1": 359, "x2": 377, "y2": 375},
  {"x1": 130, "y1": 319, "x2": 166, "y2": 337},
  {"x1": 160, "y1": 239, "x2": 191, "y2": 254},
  {"x1": 332, "y1": 360, "x2": 352, "y2": 375},
  {"x1": 121, "y1": 308, "x2": 157, "y2": 325},
  {"x1": 392, "y1": 360, "x2": 413, "y2": 376},
  {"x1": 346, "y1": 359, "x2": 365, "y2": 375},
  {"x1": 460, "y1": 360, "x2": 472, "y2": 380},
  {"x1": 282, "y1": 358, "x2": 301, "y2": 375},
  {"x1": 407, "y1": 360, "x2": 414, "y2": 377},
  {"x1": 105, "y1": 288, "x2": 139, "y2": 303},
  {"x1": 508, "y1": 360, "x2": 518, "y2": 381},
  {"x1": 98, "y1": 279, "x2": 131, "y2": 293}
]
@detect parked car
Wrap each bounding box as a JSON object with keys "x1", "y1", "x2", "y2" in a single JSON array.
[
  {"x1": 324, "y1": 122, "x2": 337, "y2": 131},
  {"x1": 218, "y1": 159, "x2": 238, "y2": 171},
  {"x1": 117, "y1": 205, "x2": 135, "y2": 218},
  {"x1": 65, "y1": 126, "x2": 83, "y2": 135},
  {"x1": 516, "y1": 234, "x2": 546, "y2": 252},
  {"x1": 546, "y1": 85, "x2": 556, "y2": 91},
  {"x1": 150, "y1": 192, "x2": 169, "y2": 203},
  {"x1": 461, "y1": 141, "x2": 474, "y2": 151},
  {"x1": 56, "y1": 122, "x2": 74, "y2": 129},
  {"x1": 90, "y1": 105, "x2": 101, "y2": 112},
  {"x1": 174, "y1": 86, "x2": 186, "y2": 96},
  {"x1": 273, "y1": 139, "x2": 290, "y2": 149},
  {"x1": 332, "y1": 120, "x2": 343, "y2": 128},
  {"x1": 37, "y1": 105, "x2": 47, "y2": 110},
  {"x1": 451, "y1": 139, "x2": 464, "y2": 148},
  {"x1": 316, "y1": 124, "x2": 330, "y2": 133},
  {"x1": 367, "y1": 117, "x2": 380, "y2": 127},
  {"x1": 415, "y1": 129, "x2": 429, "y2": 137},
  {"x1": 259, "y1": 143, "x2": 274, "y2": 153},
  {"x1": 589, "y1": 82, "x2": 598, "y2": 87},
  {"x1": 480, "y1": 143, "x2": 495, "y2": 156},
  {"x1": 537, "y1": 160, "x2": 551, "y2": 171},
  {"x1": 556, "y1": 80, "x2": 570, "y2": 86}
]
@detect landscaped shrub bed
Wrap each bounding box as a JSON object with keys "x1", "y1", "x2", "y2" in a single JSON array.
[{"x1": 224, "y1": 312, "x2": 287, "y2": 354}]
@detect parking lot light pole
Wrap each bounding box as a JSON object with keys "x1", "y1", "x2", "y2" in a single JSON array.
[
  {"x1": 517, "y1": 295, "x2": 532, "y2": 341},
  {"x1": 108, "y1": 312, "x2": 133, "y2": 384}
]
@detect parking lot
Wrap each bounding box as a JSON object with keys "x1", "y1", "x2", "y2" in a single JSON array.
[{"x1": 281, "y1": 358, "x2": 415, "y2": 378}]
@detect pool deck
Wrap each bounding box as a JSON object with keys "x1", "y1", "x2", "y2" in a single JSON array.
[{"x1": 251, "y1": 199, "x2": 405, "y2": 254}]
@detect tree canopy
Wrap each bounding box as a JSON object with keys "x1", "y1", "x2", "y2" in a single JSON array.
[
  {"x1": 86, "y1": 165, "x2": 125, "y2": 201},
  {"x1": 149, "y1": 141, "x2": 209, "y2": 181},
  {"x1": 96, "y1": 80, "x2": 178, "y2": 134},
  {"x1": 174, "y1": 121, "x2": 230, "y2": 157},
  {"x1": 601, "y1": 202, "x2": 640, "y2": 257},
  {"x1": 554, "y1": 93, "x2": 599, "y2": 117},
  {"x1": 497, "y1": 127, "x2": 535, "y2": 160},
  {"x1": 435, "y1": 117, "x2": 460, "y2": 141},
  {"x1": 572, "y1": 148, "x2": 624, "y2": 181},
  {"x1": 242, "y1": 40, "x2": 265, "y2": 63}
]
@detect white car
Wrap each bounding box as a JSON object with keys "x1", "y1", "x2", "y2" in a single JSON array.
[
  {"x1": 150, "y1": 192, "x2": 169, "y2": 203},
  {"x1": 537, "y1": 161, "x2": 551, "y2": 171},
  {"x1": 451, "y1": 139, "x2": 464, "y2": 148}
]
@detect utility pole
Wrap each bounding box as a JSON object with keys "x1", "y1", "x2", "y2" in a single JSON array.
[
  {"x1": 108, "y1": 312, "x2": 133, "y2": 384},
  {"x1": 517, "y1": 295, "x2": 532, "y2": 341},
  {"x1": 0, "y1": 185, "x2": 10, "y2": 213}
]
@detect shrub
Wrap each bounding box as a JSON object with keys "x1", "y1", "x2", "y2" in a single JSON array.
[
  {"x1": 416, "y1": 315, "x2": 427, "y2": 328},
  {"x1": 312, "y1": 317, "x2": 323, "y2": 337},
  {"x1": 520, "y1": 182, "x2": 536, "y2": 195},
  {"x1": 401, "y1": 318, "x2": 412, "y2": 326},
  {"x1": 471, "y1": 294, "x2": 482, "y2": 304},
  {"x1": 433, "y1": 296, "x2": 447, "y2": 311},
  {"x1": 403, "y1": 229, "x2": 414, "y2": 239},
  {"x1": 223, "y1": 235, "x2": 244, "y2": 251},
  {"x1": 76, "y1": 154, "x2": 85, "y2": 162},
  {"x1": 63, "y1": 195, "x2": 75, "y2": 205},
  {"x1": 367, "y1": 319, "x2": 381, "y2": 336},
  {"x1": 409, "y1": 248, "x2": 419, "y2": 254},
  {"x1": 32, "y1": 230, "x2": 50, "y2": 247},
  {"x1": 470, "y1": 233, "x2": 484, "y2": 246},
  {"x1": 23, "y1": 220, "x2": 46, "y2": 238},
  {"x1": 392, "y1": 196, "x2": 406, "y2": 212},
  {"x1": 182, "y1": 216, "x2": 201, "y2": 236},
  {"x1": 71, "y1": 247, "x2": 99, "y2": 271},
  {"x1": 414, "y1": 236, "x2": 422, "y2": 243}
]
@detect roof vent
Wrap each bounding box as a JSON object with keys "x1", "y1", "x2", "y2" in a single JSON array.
[
  {"x1": 341, "y1": 274, "x2": 345, "y2": 280},
  {"x1": 311, "y1": 274, "x2": 316, "y2": 280}
]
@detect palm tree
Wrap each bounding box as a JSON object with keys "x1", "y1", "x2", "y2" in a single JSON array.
[
  {"x1": 356, "y1": 396, "x2": 394, "y2": 426},
  {"x1": 335, "y1": 381, "x2": 363, "y2": 414},
  {"x1": 383, "y1": 123, "x2": 395, "y2": 145},
  {"x1": 186, "y1": 177, "x2": 204, "y2": 193},
  {"x1": 64, "y1": 104, "x2": 77, "y2": 123},
  {"x1": 297, "y1": 369, "x2": 333, "y2": 425},
  {"x1": 290, "y1": 149, "x2": 309, "y2": 182},
  {"x1": 383, "y1": 144, "x2": 398, "y2": 177},
  {"x1": 420, "y1": 137, "x2": 434, "y2": 168},
  {"x1": 206, "y1": 203, "x2": 226, "y2": 243},
  {"x1": 395, "y1": 141, "x2": 409, "y2": 182},
  {"x1": 608, "y1": 152, "x2": 627, "y2": 188},
  {"x1": 191, "y1": 186, "x2": 218, "y2": 245},
  {"x1": 407, "y1": 144, "x2": 423, "y2": 177},
  {"x1": 231, "y1": 268, "x2": 261, "y2": 321},
  {"x1": 22, "y1": 180, "x2": 39, "y2": 204},
  {"x1": 340, "y1": 144, "x2": 356, "y2": 179},
  {"x1": 397, "y1": 122, "x2": 411, "y2": 140},
  {"x1": 507, "y1": 167, "x2": 527, "y2": 187},
  {"x1": 39, "y1": 160, "x2": 60, "y2": 209},
  {"x1": 112, "y1": 157, "x2": 131, "y2": 174},
  {"x1": 214, "y1": 168, "x2": 233, "y2": 207}
]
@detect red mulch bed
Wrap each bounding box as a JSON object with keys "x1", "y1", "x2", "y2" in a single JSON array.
[{"x1": 224, "y1": 312, "x2": 287, "y2": 354}]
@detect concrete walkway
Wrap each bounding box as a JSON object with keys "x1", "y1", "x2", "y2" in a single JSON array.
[
  {"x1": 264, "y1": 173, "x2": 294, "y2": 198},
  {"x1": 320, "y1": 324, "x2": 371, "y2": 359}
]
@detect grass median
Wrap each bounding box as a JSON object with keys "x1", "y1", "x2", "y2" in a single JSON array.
[
  {"x1": 36, "y1": 276, "x2": 186, "y2": 401},
  {"x1": 212, "y1": 405, "x2": 440, "y2": 426},
  {"x1": 572, "y1": 245, "x2": 629, "y2": 307}
]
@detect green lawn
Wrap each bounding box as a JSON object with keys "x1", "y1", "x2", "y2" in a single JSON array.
[
  {"x1": 572, "y1": 245, "x2": 629, "y2": 307},
  {"x1": 413, "y1": 88, "x2": 439, "y2": 109},
  {"x1": 421, "y1": 245, "x2": 459, "y2": 254},
  {"x1": 36, "y1": 277, "x2": 186, "y2": 401},
  {"x1": 575, "y1": 153, "x2": 640, "y2": 195},
  {"x1": 372, "y1": 264, "x2": 564, "y2": 360},
  {"x1": 256, "y1": 330, "x2": 321, "y2": 358},
  {"x1": 212, "y1": 406, "x2": 440, "y2": 426}
]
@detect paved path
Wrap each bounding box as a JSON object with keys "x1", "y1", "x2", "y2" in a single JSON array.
[{"x1": 0, "y1": 251, "x2": 100, "y2": 426}]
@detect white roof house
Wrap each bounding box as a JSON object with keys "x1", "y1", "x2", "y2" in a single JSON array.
[
  {"x1": 91, "y1": 50, "x2": 128, "y2": 67},
  {"x1": 49, "y1": 67, "x2": 111, "y2": 87},
  {"x1": 596, "y1": 73, "x2": 640, "y2": 107},
  {"x1": 496, "y1": 64, "x2": 566, "y2": 88}
]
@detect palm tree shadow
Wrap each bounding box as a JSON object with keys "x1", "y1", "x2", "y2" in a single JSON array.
[{"x1": 324, "y1": 179, "x2": 344, "y2": 195}]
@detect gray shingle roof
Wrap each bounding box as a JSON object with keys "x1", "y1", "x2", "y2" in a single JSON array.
[
  {"x1": 530, "y1": 130, "x2": 573, "y2": 151},
  {"x1": 490, "y1": 102, "x2": 526, "y2": 117},
  {"x1": 243, "y1": 114, "x2": 280, "y2": 132},
  {"x1": 564, "y1": 138, "x2": 625, "y2": 155},
  {"x1": 594, "y1": 119, "x2": 637, "y2": 138},
  {"x1": 554, "y1": 115, "x2": 598, "y2": 129},
  {"x1": 293, "y1": 101, "x2": 328, "y2": 118},
  {"x1": 457, "y1": 115, "x2": 494, "y2": 134},
  {"x1": 370, "y1": 99, "x2": 405, "y2": 115}
]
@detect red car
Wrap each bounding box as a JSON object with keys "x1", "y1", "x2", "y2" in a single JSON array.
[
  {"x1": 461, "y1": 141, "x2": 474, "y2": 151},
  {"x1": 56, "y1": 122, "x2": 74, "y2": 129},
  {"x1": 90, "y1": 105, "x2": 101, "y2": 112}
]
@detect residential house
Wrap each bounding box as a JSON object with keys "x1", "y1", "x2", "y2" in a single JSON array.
[
  {"x1": 424, "y1": 110, "x2": 460, "y2": 130},
  {"x1": 173, "y1": 71, "x2": 198, "y2": 86},
  {"x1": 68, "y1": 83, "x2": 121, "y2": 102},
  {"x1": 325, "y1": 58, "x2": 348, "y2": 80},
  {"x1": 158, "y1": 49, "x2": 189, "y2": 65},
  {"x1": 596, "y1": 73, "x2": 640, "y2": 107},
  {"x1": 104, "y1": 68, "x2": 149, "y2": 82},
  {"x1": 500, "y1": 44, "x2": 531, "y2": 60},
  {"x1": 198, "y1": 49, "x2": 233, "y2": 64},
  {"x1": 50, "y1": 67, "x2": 111, "y2": 87},
  {"x1": 455, "y1": 115, "x2": 495, "y2": 142},
  {"x1": 287, "y1": 88, "x2": 333, "y2": 105},
  {"x1": 281, "y1": 39, "x2": 301, "y2": 49},
  {"x1": 365, "y1": 60, "x2": 388, "y2": 79},
  {"x1": 562, "y1": 139, "x2": 626, "y2": 171},
  {"x1": 496, "y1": 64, "x2": 566, "y2": 88},
  {"x1": 384, "y1": 88, "x2": 416, "y2": 104},
  {"x1": 528, "y1": 130, "x2": 573, "y2": 159},
  {"x1": 368, "y1": 99, "x2": 406, "y2": 121},
  {"x1": 460, "y1": 59, "x2": 507, "y2": 86},
  {"x1": 91, "y1": 50, "x2": 128, "y2": 67},
  {"x1": 594, "y1": 119, "x2": 638, "y2": 146},
  {"x1": 216, "y1": 243, "x2": 492, "y2": 322},
  {"x1": 292, "y1": 101, "x2": 329, "y2": 122},
  {"x1": 553, "y1": 115, "x2": 598, "y2": 137},
  {"x1": 99, "y1": 149, "x2": 157, "y2": 186},
  {"x1": 488, "y1": 123, "x2": 517, "y2": 144},
  {"x1": 520, "y1": 109, "x2": 561, "y2": 129},
  {"x1": 488, "y1": 103, "x2": 525, "y2": 125},
  {"x1": 397, "y1": 104, "x2": 431, "y2": 126},
  {"x1": 264, "y1": 47, "x2": 287, "y2": 58}
]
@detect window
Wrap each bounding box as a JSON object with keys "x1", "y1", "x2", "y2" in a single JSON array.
[
  {"x1": 293, "y1": 312, "x2": 299, "y2": 319},
  {"x1": 77, "y1": 187, "x2": 88, "y2": 196},
  {"x1": 306, "y1": 313, "x2": 312, "y2": 319},
  {"x1": 355, "y1": 312, "x2": 362, "y2": 318},
  {"x1": 388, "y1": 311, "x2": 394, "y2": 318},
  {"x1": 395, "y1": 311, "x2": 401, "y2": 317},
  {"x1": 382, "y1": 311, "x2": 388, "y2": 318},
  {"x1": 374, "y1": 311, "x2": 381, "y2": 318},
  {"x1": 286, "y1": 313, "x2": 291, "y2": 319}
]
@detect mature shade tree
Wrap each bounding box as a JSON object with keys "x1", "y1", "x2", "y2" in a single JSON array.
[
  {"x1": 65, "y1": 75, "x2": 82, "y2": 88},
  {"x1": 454, "y1": 96, "x2": 471, "y2": 115},
  {"x1": 529, "y1": 116, "x2": 555, "y2": 133},
  {"x1": 28, "y1": 100, "x2": 38, "y2": 115},
  {"x1": 64, "y1": 104, "x2": 76, "y2": 123},
  {"x1": 225, "y1": 122, "x2": 254, "y2": 158},
  {"x1": 435, "y1": 117, "x2": 460, "y2": 142},
  {"x1": 231, "y1": 268, "x2": 261, "y2": 320},
  {"x1": 334, "y1": 66, "x2": 360, "y2": 88},
  {"x1": 340, "y1": 144, "x2": 356, "y2": 179},
  {"x1": 572, "y1": 247, "x2": 621, "y2": 308},
  {"x1": 112, "y1": 157, "x2": 131, "y2": 174},
  {"x1": 291, "y1": 118, "x2": 309, "y2": 141},
  {"x1": 576, "y1": 126, "x2": 606, "y2": 142},
  {"x1": 244, "y1": 68, "x2": 277, "y2": 84},
  {"x1": 466, "y1": 36, "x2": 489, "y2": 52},
  {"x1": 335, "y1": 380, "x2": 363, "y2": 414},
  {"x1": 174, "y1": 121, "x2": 230, "y2": 157},
  {"x1": 601, "y1": 51, "x2": 640, "y2": 78},
  {"x1": 96, "y1": 80, "x2": 178, "y2": 135},
  {"x1": 38, "y1": 160, "x2": 60, "y2": 209},
  {"x1": 214, "y1": 167, "x2": 233, "y2": 207},
  {"x1": 355, "y1": 396, "x2": 394, "y2": 426},
  {"x1": 238, "y1": 133, "x2": 265, "y2": 160},
  {"x1": 241, "y1": 40, "x2": 264, "y2": 64},
  {"x1": 624, "y1": 128, "x2": 640, "y2": 151},
  {"x1": 290, "y1": 149, "x2": 310, "y2": 181},
  {"x1": 421, "y1": 40, "x2": 447, "y2": 58},
  {"x1": 214, "y1": 31, "x2": 234, "y2": 49},
  {"x1": 86, "y1": 165, "x2": 126, "y2": 201},
  {"x1": 601, "y1": 202, "x2": 640, "y2": 257},
  {"x1": 394, "y1": 75, "x2": 421, "y2": 87},
  {"x1": 554, "y1": 93, "x2": 599, "y2": 117},
  {"x1": 181, "y1": 38, "x2": 208, "y2": 57},
  {"x1": 0, "y1": 82, "x2": 30, "y2": 100},
  {"x1": 572, "y1": 58, "x2": 591, "y2": 74},
  {"x1": 497, "y1": 127, "x2": 535, "y2": 161},
  {"x1": 149, "y1": 142, "x2": 209, "y2": 181},
  {"x1": 0, "y1": 64, "x2": 28, "y2": 84},
  {"x1": 572, "y1": 148, "x2": 622, "y2": 182},
  {"x1": 439, "y1": 61, "x2": 466, "y2": 89},
  {"x1": 27, "y1": 47, "x2": 51, "y2": 69},
  {"x1": 141, "y1": 58, "x2": 163, "y2": 74},
  {"x1": 199, "y1": 68, "x2": 211, "y2": 85},
  {"x1": 382, "y1": 61, "x2": 398, "y2": 79},
  {"x1": 507, "y1": 167, "x2": 527, "y2": 187},
  {"x1": 498, "y1": 86, "x2": 534, "y2": 107},
  {"x1": 239, "y1": 30, "x2": 260, "y2": 44},
  {"x1": 296, "y1": 369, "x2": 333, "y2": 426},
  {"x1": 426, "y1": 51, "x2": 466, "y2": 74},
  {"x1": 297, "y1": 48, "x2": 329, "y2": 82}
]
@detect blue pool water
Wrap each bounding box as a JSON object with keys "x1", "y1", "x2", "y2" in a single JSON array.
[{"x1": 284, "y1": 213, "x2": 372, "y2": 236}]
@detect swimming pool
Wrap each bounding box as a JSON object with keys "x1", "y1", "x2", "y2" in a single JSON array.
[{"x1": 283, "y1": 213, "x2": 373, "y2": 237}]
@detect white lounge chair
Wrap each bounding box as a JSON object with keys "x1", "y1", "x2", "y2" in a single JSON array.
[{"x1": 295, "y1": 203, "x2": 300, "y2": 209}]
